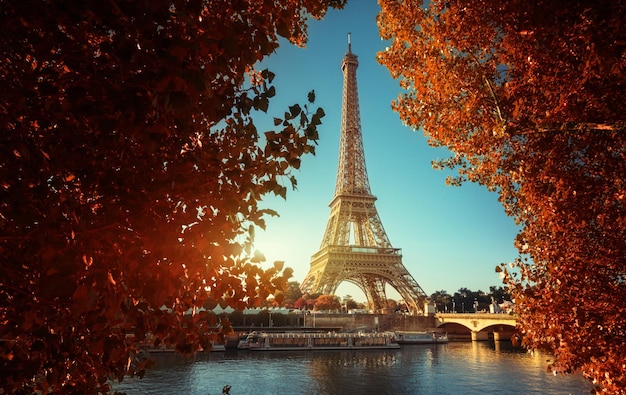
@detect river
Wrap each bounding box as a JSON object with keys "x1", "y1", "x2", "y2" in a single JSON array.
[{"x1": 113, "y1": 342, "x2": 593, "y2": 395}]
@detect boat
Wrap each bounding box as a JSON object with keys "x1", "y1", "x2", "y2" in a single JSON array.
[
  {"x1": 237, "y1": 331, "x2": 400, "y2": 351},
  {"x1": 146, "y1": 342, "x2": 226, "y2": 353},
  {"x1": 394, "y1": 331, "x2": 448, "y2": 344},
  {"x1": 135, "y1": 331, "x2": 227, "y2": 353}
]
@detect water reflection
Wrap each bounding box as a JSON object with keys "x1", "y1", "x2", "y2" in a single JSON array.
[
  {"x1": 113, "y1": 342, "x2": 592, "y2": 395},
  {"x1": 309, "y1": 351, "x2": 398, "y2": 369},
  {"x1": 307, "y1": 351, "x2": 399, "y2": 395}
]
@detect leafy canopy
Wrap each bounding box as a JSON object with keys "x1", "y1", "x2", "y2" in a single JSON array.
[
  {"x1": 378, "y1": 0, "x2": 625, "y2": 393},
  {"x1": 0, "y1": 0, "x2": 345, "y2": 393}
]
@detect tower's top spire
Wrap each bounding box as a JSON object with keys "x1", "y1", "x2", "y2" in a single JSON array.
[
  {"x1": 347, "y1": 32, "x2": 351, "y2": 53},
  {"x1": 336, "y1": 31, "x2": 369, "y2": 196},
  {"x1": 342, "y1": 32, "x2": 358, "y2": 68}
]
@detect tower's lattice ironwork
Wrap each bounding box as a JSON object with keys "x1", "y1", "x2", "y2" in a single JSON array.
[{"x1": 301, "y1": 35, "x2": 428, "y2": 315}]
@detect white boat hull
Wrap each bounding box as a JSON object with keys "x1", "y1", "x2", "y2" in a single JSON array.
[
  {"x1": 238, "y1": 331, "x2": 400, "y2": 351},
  {"x1": 394, "y1": 331, "x2": 448, "y2": 344}
]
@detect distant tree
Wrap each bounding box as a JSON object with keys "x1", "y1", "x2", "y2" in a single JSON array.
[
  {"x1": 385, "y1": 299, "x2": 398, "y2": 311},
  {"x1": 294, "y1": 293, "x2": 319, "y2": 310},
  {"x1": 452, "y1": 288, "x2": 470, "y2": 313},
  {"x1": 488, "y1": 286, "x2": 510, "y2": 304},
  {"x1": 436, "y1": 288, "x2": 508, "y2": 312},
  {"x1": 314, "y1": 294, "x2": 341, "y2": 311},
  {"x1": 293, "y1": 297, "x2": 308, "y2": 310},
  {"x1": 395, "y1": 300, "x2": 409, "y2": 313},
  {"x1": 475, "y1": 290, "x2": 490, "y2": 312},
  {"x1": 378, "y1": 0, "x2": 625, "y2": 392},
  {"x1": 282, "y1": 281, "x2": 304, "y2": 308},
  {"x1": 0, "y1": 0, "x2": 346, "y2": 393},
  {"x1": 430, "y1": 290, "x2": 452, "y2": 312},
  {"x1": 343, "y1": 295, "x2": 359, "y2": 310},
  {"x1": 452, "y1": 288, "x2": 489, "y2": 313},
  {"x1": 227, "y1": 310, "x2": 244, "y2": 327}
]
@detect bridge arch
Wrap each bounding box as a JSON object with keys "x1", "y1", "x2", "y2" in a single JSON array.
[
  {"x1": 435, "y1": 313, "x2": 518, "y2": 341},
  {"x1": 478, "y1": 323, "x2": 517, "y2": 341},
  {"x1": 437, "y1": 322, "x2": 472, "y2": 341}
]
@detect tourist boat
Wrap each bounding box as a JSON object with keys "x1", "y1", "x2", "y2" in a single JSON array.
[
  {"x1": 141, "y1": 337, "x2": 226, "y2": 353},
  {"x1": 394, "y1": 331, "x2": 448, "y2": 344},
  {"x1": 136, "y1": 331, "x2": 227, "y2": 353},
  {"x1": 237, "y1": 331, "x2": 400, "y2": 351},
  {"x1": 146, "y1": 342, "x2": 226, "y2": 353}
]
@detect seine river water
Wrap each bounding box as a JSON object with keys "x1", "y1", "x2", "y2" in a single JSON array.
[{"x1": 113, "y1": 342, "x2": 593, "y2": 395}]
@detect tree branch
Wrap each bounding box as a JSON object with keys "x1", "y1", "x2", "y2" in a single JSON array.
[
  {"x1": 467, "y1": 52, "x2": 507, "y2": 136},
  {"x1": 514, "y1": 122, "x2": 625, "y2": 136}
]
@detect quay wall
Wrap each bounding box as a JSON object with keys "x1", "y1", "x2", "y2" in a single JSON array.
[{"x1": 302, "y1": 313, "x2": 438, "y2": 332}]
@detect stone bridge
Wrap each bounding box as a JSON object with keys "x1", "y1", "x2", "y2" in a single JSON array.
[{"x1": 435, "y1": 313, "x2": 518, "y2": 341}]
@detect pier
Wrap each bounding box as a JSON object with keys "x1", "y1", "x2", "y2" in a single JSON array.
[{"x1": 233, "y1": 311, "x2": 517, "y2": 341}]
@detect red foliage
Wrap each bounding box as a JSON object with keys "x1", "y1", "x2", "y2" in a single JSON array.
[
  {"x1": 314, "y1": 294, "x2": 341, "y2": 311},
  {"x1": 378, "y1": 0, "x2": 626, "y2": 393},
  {"x1": 0, "y1": 0, "x2": 345, "y2": 393}
]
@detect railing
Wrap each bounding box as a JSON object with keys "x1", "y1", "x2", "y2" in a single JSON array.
[
  {"x1": 311, "y1": 245, "x2": 401, "y2": 260},
  {"x1": 436, "y1": 313, "x2": 516, "y2": 320}
]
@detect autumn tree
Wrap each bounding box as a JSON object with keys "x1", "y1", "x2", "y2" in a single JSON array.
[
  {"x1": 0, "y1": 0, "x2": 346, "y2": 393},
  {"x1": 266, "y1": 279, "x2": 303, "y2": 307},
  {"x1": 293, "y1": 296, "x2": 308, "y2": 310},
  {"x1": 314, "y1": 294, "x2": 341, "y2": 311},
  {"x1": 378, "y1": 0, "x2": 625, "y2": 392},
  {"x1": 294, "y1": 292, "x2": 320, "y2": 310}
]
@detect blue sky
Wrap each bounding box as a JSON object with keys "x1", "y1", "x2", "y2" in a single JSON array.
[{"x1": 251, "y1": 1, "x2": 520, "y2": 301}]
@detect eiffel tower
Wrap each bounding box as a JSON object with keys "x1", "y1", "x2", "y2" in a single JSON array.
[{"x1": 301, "y1": 35, "x2": 428, "y2": 315}]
